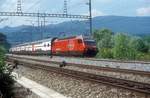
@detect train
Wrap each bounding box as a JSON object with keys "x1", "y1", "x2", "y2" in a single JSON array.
[{"x1": 9, "y1": 35, "x2": 98, "y2": 57}]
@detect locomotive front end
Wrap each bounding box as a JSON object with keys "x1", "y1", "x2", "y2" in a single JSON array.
[{"x1": 83, "y1": 40, "x2": 98, "y2": 57}]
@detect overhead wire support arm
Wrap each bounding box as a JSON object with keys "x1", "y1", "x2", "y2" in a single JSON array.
[{"x1": 0, "y1": 12, "x2": 90, "y2": 19}]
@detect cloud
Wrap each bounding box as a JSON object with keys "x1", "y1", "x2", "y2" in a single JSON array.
[
  {"x1": 136, "y1": 7, "x2": 150, "y2": 16},
  {"x1": 92, "y1": 9, "x2": 105, "y2": 17},
  {"x1": 0, "y1": 0, "x2": 17, "y2": 11}
]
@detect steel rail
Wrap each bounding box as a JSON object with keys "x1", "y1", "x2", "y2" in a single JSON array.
[
  {"x1": 6, "y1": 58, "x2": 150, "y2": 95},
  {"x1": 53, "y1": 55, "x2": 150, "y2": 64},
  {"x1": 6, "y1": 55, "x2": 150, "y2": 76}
]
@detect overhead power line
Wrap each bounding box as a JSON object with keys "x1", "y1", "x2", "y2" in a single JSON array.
[{"x1": 0, "y1": 0, "x2": 92, "y2": 39}]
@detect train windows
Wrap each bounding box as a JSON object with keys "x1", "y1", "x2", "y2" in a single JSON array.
[
  {"x1": 47, "y1": 43, "x2": 50, "y2": 47},
  {"x1": 78, "y1": 39, "x2": 83, "y2": 44}
]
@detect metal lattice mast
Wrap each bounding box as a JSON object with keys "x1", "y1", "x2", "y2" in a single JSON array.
[
  {"x1": 89, "y1": 0, "x2": 92, "y2": 36},
  {"x1": 17, "y1": 0, "x2": 22, "y2": 13},
  {"x1": 63, "y1": 0, "x2": 68, "y2": 15}
]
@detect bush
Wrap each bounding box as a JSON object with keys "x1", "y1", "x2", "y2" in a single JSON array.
[
  {"x1": 96, "y1": 48, "x2": 113, "y2": 59},
  {"x1": 136, "y1": 52, "x2": 150, "y2": 61},
  {"x1": 0, "y1": 73, "x2": 15, "y2": 98},
  {"x1": 0, "y1": 46, "x2": 6, "y2": 73},
  {"x1": 126, "y1": 48, "x2": 137, "y2": 60},
  {"x1": 0, "y1": 46, "x2": 15, "y2": 98}
]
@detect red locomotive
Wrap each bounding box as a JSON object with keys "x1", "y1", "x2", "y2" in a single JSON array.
[{"x1": 52, "y1": 35, "x2": 98, "y2": 56}]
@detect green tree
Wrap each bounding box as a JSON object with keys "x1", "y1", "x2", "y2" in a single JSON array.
[
  {"x1": 96, "y1": 48, "x2": 113, "y2": 59},
  {"x1": 93, "y1": 29, "x2": 113, "y2": 49},
  {"x1": 0, "y1": 73, "x2": 15, "y2": 98},
  {"x1": 143, "y1": 35, "x2": 150, "y2": 43},
  {"x1": 142, "y1": 35, "x2": 150, "y2": 52},
  {"x1": 113, "y1": 33, "x2": 136, "y2": 60},
  {"x1": 0, "y1": 46, "x2": 6, "y2": 73},
  {"x1": 0, "y1": 46, "x2": 15, "y2": 98},
  {"x1": 0, "y1": 33, "x2": 10, "y2": 51},
  {"x1": 129, "y1": 37, "x2": 148, "y2": 53}
]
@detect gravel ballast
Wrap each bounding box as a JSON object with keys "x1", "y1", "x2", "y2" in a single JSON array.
[
  {"x1": 14, "y1": 65, "x2": 150, "y2": 98},
  {"x1": 65, "y1": 66, "x2": 150, "y2": 84}
]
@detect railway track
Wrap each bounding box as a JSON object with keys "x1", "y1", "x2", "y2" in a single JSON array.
[
  {"x1": 6, "y1": 54, "x2": 150, "y2": 72},
  {"x1": 6, "y1": 56, "x2": 150, "y2": 95},
  {"x1": 7, "y1": 54, "x2": 150, "y2": 64},
  {"x1": 6, "y1": 55, "x2": 150, "y2": 76},
  {"x1": 52, "y1": 55, "x2": 150, "y2": 64}
]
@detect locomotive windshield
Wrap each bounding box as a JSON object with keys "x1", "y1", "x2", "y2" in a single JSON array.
[{"x1": 84, "y1": 40, "x2": 96, "y2": 46}]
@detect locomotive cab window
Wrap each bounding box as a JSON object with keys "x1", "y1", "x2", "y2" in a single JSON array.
[
  {"x1": 78, "y1": 39, "x2": 83, "y2": 44},
  {"x1": 84, "y1": 40, "x2": 96, "y2": 46}
]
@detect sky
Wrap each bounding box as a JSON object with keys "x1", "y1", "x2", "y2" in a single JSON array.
[{"x1": 0, "y1": 0, "x2": 150, "y2": 27}]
